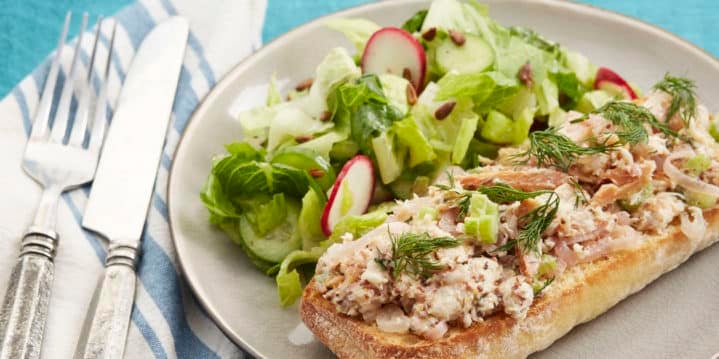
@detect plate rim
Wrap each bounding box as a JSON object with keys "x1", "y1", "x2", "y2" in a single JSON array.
[{"x1": 167, "y1": 0, "x2": 719, "y2": 357}]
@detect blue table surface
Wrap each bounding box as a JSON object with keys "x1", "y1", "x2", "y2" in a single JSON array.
[{"x1": 1, "y1": 0, "x2": 717, "y2": 98}]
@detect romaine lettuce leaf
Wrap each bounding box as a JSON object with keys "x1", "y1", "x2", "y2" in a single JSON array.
[
  {"x1": 509, "y1": 26, "x2": 558, "y2": 55},
  {"x1": 296, "y1": 130, "x2": 348, "y2": 160},
  {"x1": 435, "y1": 71, "x2": 518, "y2": 112},
  {"x1": 310, "y1": 47, "x2": 362, "y2": 102},
  {"x1": 551, "y1": 71, "x2": 588, "y2": 110},
  {"x1": 329, "y1": 75, "x2": 403, "y2": 155},
  {"x1": 379, "y1": 74, "x2": 411, "y2": 115},
  {"x1": 298, "y1": 190, "x2": 327, "y2": 250},
  {"x1": 325, "y1": 18, "x2": 381, "y2": 54},
  {"x1": 200, "y1": 173, "x2": 241, "y2": 225},
  {"x1": 224, "y1": 142, "x2": 265, "y2": 159},
  {"x1": 211, "y1": 150, "x2": 318, "y2": 200},
  {"x1": 267, "y1": 72, "x2": 283, "y2": 106},
  {"x1": 237, "y1": 106, "x2": 275, "y2": 142},
  {"x1": 401, "y1": 9, "x2": 428, "y2": 33},
  {"x1": 496, "y1": 36, "x2": 549, "y2": 89},
  {"x1": 242, "y1": 193, "x2": 288, "y2": 237},
  {"x1": 392, "y1": 116, "x2": 437, "y2": 167},
  {"x1": 276, "y1": 206, "x2": 390, "y2": 306},
  {"x1": 327, "y1": 209, "x2": 389, "y2": 243},
  {"x1": 275, "y1": 246, "x2": 324, "y2": 307},
  {"x1": 267, "y1": 106, "x2": 334, "y2": 151},
  {"x1": 422, "y1": 0, "x2": 505, "y2": 50}
]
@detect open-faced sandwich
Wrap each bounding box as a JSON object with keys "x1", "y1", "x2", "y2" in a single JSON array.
[{"x1": 200, "y1": 0, "x2": 719, "y2": 357}]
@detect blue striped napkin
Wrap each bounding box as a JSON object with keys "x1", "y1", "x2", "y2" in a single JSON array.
[{"x1": 0, "y1": 0, "x2": 266, "y2": 357}]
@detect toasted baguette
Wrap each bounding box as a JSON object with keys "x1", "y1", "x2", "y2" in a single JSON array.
[{"x1": 300, "y1": 208, "x2": 719, "y2": 359}]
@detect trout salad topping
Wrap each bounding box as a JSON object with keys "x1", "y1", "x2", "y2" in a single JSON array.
[{"x1": 200, "y1": 0, "x2": 718, "y2": 339}]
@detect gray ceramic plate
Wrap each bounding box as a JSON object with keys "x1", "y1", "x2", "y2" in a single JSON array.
[{"x1": 168, "y1": 1, "x2": 719, "y2": 358}]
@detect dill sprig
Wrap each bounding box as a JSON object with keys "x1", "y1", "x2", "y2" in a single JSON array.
[
  {"x1": 479, "y1": 184, "x2": 560, "y2": 254},
  {"x1": 570, "y1": 178, "x2": 588, "y2": 207},
  {"x1": 652, "y1": 73, "x2": 697, "y2": 125},
  {"x1": 592, "y1": 101, "x2": 678, "y2": 142},
  {"x1": 455, "y1": 194, "x2": 472, "y2": 220},
  {"x1": 515, "y1": 192, "x2": 560, "y2": 253},
  {"x1": 375, "y1": 232, "x2": 461, "y2": 279},
  {"x1": 477, "y1": 183, "x2": 552, "y2": 204},
  {"x1": 513, "y1": 127, "x2": 611, "y2": 171},
  {"x1": 534, "y1": 277, "x2": 555, "y2": 295},
  {"x1": 433, "y1": 169, "x2": 457, "y2": 191}
]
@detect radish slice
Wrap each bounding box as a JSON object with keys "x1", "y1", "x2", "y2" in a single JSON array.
[
  {"x1": 594, "y1": 67, "x2": 638, "y2": 100},
  {"x1": 321, "y1": 155, "x2": 376, "y2": 235},
  {"x1": 361, "y1": 27, "x2": 426, "y2": 91}
]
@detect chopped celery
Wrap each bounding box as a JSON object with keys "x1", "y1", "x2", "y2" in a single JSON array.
[
  {"x1": 512, "y1": 107, "x2": 534, "y2": 145},
  {"x1": 452, "y1": 114, "x2": 479, "y2": 164},
  {"x1": 547, "y1": 107, "x2": 567, "y2": 128},
  {"x1": 618, "y1": 184, "x2": 653, "y2": 211},
  {"x1": 393, "y1": 117, "x2": 437, "y2": 167},
  {"x1": 537, "y1": 254, "x2": 558, "y2": 277},
  {"x1": 469, "y1": 193, "x2": 490, "y2": 214},
  {"x1": 686, "y1": 155, "x2": 711, "y2": 176},
  {"x1": 686, "y1": 191, "x2": 717, "y2": 209},
  {"x1": 498, "y1": 87, "x2": 536, "y2": 121},
  {"x1": 575, "y1": 90, "x2": 613, "y2": 113},
  {"x1": 413, "y1": 176, "x2": 431, "y2": 197},
  {"x1": 561, "y1": 49, "x2": 596, "y2": 88},
  {"x1": 477, "y1": 214, "x2": 498, "y2": 244},
  {"x1": 710, "y1": 114, "x2": 719, "y2": 142},
  {"x1": 465, "y1": 217, "x2": 481, "y2": 237},
  {"x1": 371, "y1": 132, "x2": 404, "y2": 184},
  {"x1": 418, "y1": 207, "x2": 439, "y2": 220},
  {"x1": 481, "y1": 110, "x2": 514, "y2": 144},
  {"x1": 469, "y1": 193, "x2": 499, "y2": 216},
  {"x1": 465, "y1": 193, "x2": 499, "y2": 244},
  {"x1": 537, "y1": 78, "x2": 559, "y2": 116}
]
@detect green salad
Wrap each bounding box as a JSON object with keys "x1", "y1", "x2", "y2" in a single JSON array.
[{"x1": 200, "y1": 0, "x2": 652, "y2": 306}]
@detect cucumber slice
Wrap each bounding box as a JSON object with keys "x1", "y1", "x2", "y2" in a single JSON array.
[
  {"x1": 436, "y1": 34, "x2": 494, "y2": 74},
  {"x1": 240, "y1": 199, "x2": 302, "y2": 263}
]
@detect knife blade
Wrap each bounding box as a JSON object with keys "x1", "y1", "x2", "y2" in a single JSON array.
[{"x1": 75, "y1": 17, "x2": 188, "y2": 359}]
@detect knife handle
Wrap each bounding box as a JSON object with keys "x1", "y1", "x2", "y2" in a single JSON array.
[
  {"x1": 75, "y1": 244, "x2": 138, "y2": 359},
  {"x1": 0, "y1": 232, "x2": 57, "y2": 359}
]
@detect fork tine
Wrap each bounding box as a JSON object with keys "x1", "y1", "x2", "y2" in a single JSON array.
[
  {"x1": 88, "y1": 21, "x2": 116, "y2": 153},
  {"x1": 30, "y1": 12, "x2": 71, "y2": 140},
  {"x1": 68, "y1": 16, "x2": 103, "y2": 147},
  {"x1": 49, "y1": 12, "x2": 88, "y2": 144}
]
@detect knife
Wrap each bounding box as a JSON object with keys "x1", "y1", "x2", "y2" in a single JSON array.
[{"x1": 75, "y1": 17, "x2": 188, "y2": 359}]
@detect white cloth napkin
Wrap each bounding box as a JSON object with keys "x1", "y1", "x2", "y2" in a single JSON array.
[{"x1": 0, "y1": 0, "x2": 266, "y2": 357}]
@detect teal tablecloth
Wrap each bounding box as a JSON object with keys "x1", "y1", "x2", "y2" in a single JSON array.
[{"x1": 1, "y1": 0, "x2": 717, "y2": 98}]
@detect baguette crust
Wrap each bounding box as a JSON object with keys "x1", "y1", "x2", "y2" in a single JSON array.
[{"x1": 300, "y1": 209, "x2": 719, "y2": 358}]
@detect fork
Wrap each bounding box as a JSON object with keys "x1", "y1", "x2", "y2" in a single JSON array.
[{"x1": 0, "y1": 13, "x2": 116, "y2": 359}]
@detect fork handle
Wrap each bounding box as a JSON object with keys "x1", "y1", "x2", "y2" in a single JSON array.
[
  {"x1": 0, "y1": 232, "x2": 57, "y2": 359},
  {"x1": 75, "y1": 244, "x2": 138, "y2": 359}
]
